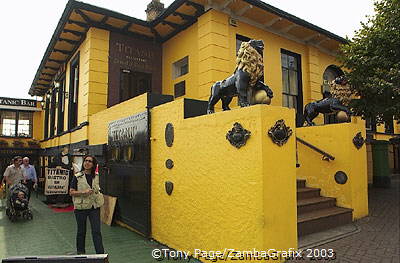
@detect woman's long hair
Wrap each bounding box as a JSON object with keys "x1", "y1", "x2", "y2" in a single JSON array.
[{"x1": 81, "y1": 155, "x2": 98, "y2": 177}]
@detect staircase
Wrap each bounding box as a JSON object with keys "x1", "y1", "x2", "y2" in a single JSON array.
[{"x1": 297, "y1": 179, "x2": 353, "y2": 236}]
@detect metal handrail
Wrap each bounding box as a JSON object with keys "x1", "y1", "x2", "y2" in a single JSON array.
[{"x1": 296, "y1": 137, "x2": 335, "y2": 161}]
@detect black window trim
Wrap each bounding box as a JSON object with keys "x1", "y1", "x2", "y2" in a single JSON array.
[{"x1": 68, "y1": 53, "x2": 80, "y2": 130}]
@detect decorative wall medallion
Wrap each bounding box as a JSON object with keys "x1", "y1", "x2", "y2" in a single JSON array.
[
  {"x1": 334, "y1": 171, "x2": 348, "y2": 184},
  {"x1": 226, "y1": 122, "x2": 251, "y2": 149},
  {"x1": 165, "y1": 159, "x2": 174, "y2": 169},
  {"x1": 165, "y1": 123, "x2": 174, "y2": 147},
  {"x1": 268, "y1": 119, "x2": 293, "y2": 146},
  {"x1": 165, "y1": 181, "x2": 174, "y2": 195},
  {"x1": 353, "y1": 132, "x2": 365, "y2": 149}
]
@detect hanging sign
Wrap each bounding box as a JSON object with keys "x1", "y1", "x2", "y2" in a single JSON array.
[{"x1": 44, "y1": 168, "x2": 70, "y2": 195}]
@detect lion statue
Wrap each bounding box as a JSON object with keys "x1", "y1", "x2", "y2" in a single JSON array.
[
  {"x1": 303, "y1": 76, "x2": 352, "y2": 126},
  {"x1": 207, "y1": 39, "x2": 273, "y2": 114}
]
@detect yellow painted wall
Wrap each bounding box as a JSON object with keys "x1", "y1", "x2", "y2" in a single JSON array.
[
  {"x1": 88, "y1": 93, "x2": 148, "y2": 145},
  {"x1": 162, "y1": 9, "x2": 341, "y2": 125},
  {"x1": 151, "y1": 102, "x2": 297, "y2": 261},
  {"x1": 296, "y1": 117, "x2": 368, "y2": 219},
  {"x1": 41, "y1": 27, "x2": 109, "y2": 149}
]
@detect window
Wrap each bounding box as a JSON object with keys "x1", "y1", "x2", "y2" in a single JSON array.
[
  {"x1": 174, "y1": 81, "x2": 185, "y2": 98},
  {"x1": 57, "y1": 78, "x2": 65, "y2": 134},
  {"x1": 17, "y1": 112, "x2": 33, "y2": 137},
  {"x1": 49, "y1": 89, "x2": 57, "y2": 137},
  {"x1": 120, "y1": 69, "x2": 152, "y2": 103},
  {"x1": 0, "y1": 110, "x2": 33, "y2": 137},
  {"x1": 1, "y1": 111, "x2": 16, "y2": 136},
  {"x1": 68, "y1": 54, "x2": 79, "y2": 130},
  {"x1": 172, "y1": 56, "x2": 189, "y2": 79},
  {"x1": 281, "y1": 50, "x2": 303, "y2": 127},
  {"x1": 236, "y1": 34, "x2": 251, "y2": 55},
  {"x1": 44, "y1": 96, "x2": 50, "y2": 139}
]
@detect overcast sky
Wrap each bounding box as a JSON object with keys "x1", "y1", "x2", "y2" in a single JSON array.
[{"x1": 0, "y1": 0, "x2": 375, "y2": 100}]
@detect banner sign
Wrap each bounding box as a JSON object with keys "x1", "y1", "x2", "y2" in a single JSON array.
[
  {"x1": 108, "y1": 111, "x2": 148, "y2": 147},
  {"x1": 0, "y1": 97, "x2": 36, "y2": 107},
  {"x1": 45, "y1": 168, "x2": 70, "y2": 195}
]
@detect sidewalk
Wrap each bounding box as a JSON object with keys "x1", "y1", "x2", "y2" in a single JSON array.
[{"x1": 0, "y1": 195, "x2": 193, "y2": 263}]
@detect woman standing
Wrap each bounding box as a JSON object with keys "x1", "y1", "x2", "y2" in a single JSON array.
[{"x1": 69, "y1": 155, "x2": 104, "y2": 254}]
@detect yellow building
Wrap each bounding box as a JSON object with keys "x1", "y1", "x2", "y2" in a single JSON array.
[
  {"x1": 27, "y1": 0, "x2": 396, "y2": 260},
  {"x1": 0, "y1": 97, "x2": 42, "y2": 176}
]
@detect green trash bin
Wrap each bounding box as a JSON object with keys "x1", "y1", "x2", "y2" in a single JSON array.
[{"x1": 371, "y1": 140, "x2": 391, "y2": 188}]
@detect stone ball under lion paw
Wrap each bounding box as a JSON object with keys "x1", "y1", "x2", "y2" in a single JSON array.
[
  {"x1": 253, "y1": 90, "x2": 271, "y2": 105},
  {"x1": 337, "y1": 111, "x2": 349, "y2": 122}
]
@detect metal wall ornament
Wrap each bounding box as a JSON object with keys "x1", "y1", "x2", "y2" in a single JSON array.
[
  {"x1": 165, "y1": 159, "x2": 174, "y2": 169},
  {"x1": 334, "y1": 171, "x2": 348, "y2": 184},
  {"x1": 353, "y1": 132, "x2": 365, "y2": 149},
  {"x1": 226, "y1": 122, "x2": 251, "y2": 149},
  {"x1": 165, "y1": 123, "x2": 174, "y2": 147},
  {"x1": 165, "y1": 181, "x2": 174, "y2": 195},
  {"x1": 268, "y1": 119, "x2": 293, "y2": 146}
]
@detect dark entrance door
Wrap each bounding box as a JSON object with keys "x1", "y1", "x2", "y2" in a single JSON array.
[{"x1": 106, "y1": 111, "x2": 150, "y2": 236}]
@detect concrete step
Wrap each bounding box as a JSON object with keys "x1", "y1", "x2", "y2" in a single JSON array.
[
  {"x1": 296, "y1": 179, "x2": 306, "y2": 189},
  {"x1": 297, "y1": 196, "x2": 337, "y2": 214},
  {"x1": 297, "y1": 187, "x2": 321, "y2": 200},
  {"x1": 297, "y1": 207, "x2": 353, "y2": 236}
]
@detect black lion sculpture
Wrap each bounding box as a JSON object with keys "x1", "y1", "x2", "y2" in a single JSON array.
[
  {"x1": 303, "y1": 76, "x2": 351, "y2": 126},
  {"x1": 207, "y1": 39, "x2": 273, "y2": 114}
]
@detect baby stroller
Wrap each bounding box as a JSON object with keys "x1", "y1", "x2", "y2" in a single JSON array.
[{"x1": 6, "y1": 183, "x2": 33, "y2": 221}]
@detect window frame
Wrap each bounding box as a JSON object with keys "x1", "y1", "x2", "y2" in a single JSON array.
[
  {"x1": 0, "y1": 109, "x2": 33, "y2": 138},
  {"x1": 57, "y1": 75, "x2": 66, "y2": 135},
  {"x1": 119, "y1": 68, "x2": 152, "y2": 103},
  {"x1": 280, "y1": 49, "x2": 303, "y2": 127},
  {"x1": 68, "y1": 53, "x2": 80, "y2": 130}
]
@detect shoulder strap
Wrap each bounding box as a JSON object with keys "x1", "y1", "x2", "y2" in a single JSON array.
[{"x1": 75, "y1": 172, "x2": 84, "y2": 178}]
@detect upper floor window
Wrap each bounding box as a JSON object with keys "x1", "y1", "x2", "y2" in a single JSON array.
[
  {"x1": 236, "y1": 34, "x2": 251, "y2": 55},
  {"x1": 120, "y1": 69, "x2": 152, "y2": 103},
  {"x1": 0, "y1": 110, "x2": 33, "y2": 137},
  {"x1": 172, "y1": 56, "x2": 188, "y2": 79},
  {"x1": 322, "y1": 65, "x2": 344, "y2": 124},
  {"x1": 68, "y1": 54, "x2": 79, "y2": 130},
  {"x1": 281, "y1": 49, "x2": 303, "y2": 127}
]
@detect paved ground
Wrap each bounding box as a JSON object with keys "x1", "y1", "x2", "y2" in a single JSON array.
[
  {"x1": 289, "y1": 176, "x2": 400, "y2": 263},
  {"x1": 0, "y1": 195, "x2": 194, "y2": 263},
  {"x1": 0, "y1": 177, "x2": 399, "y2": 263}
]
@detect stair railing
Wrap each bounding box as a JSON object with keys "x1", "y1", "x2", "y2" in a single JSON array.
[{"x1": 296, "y1": 137, "x2": 335, "y2": 161}]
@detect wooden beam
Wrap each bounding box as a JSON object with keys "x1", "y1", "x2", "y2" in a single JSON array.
[
  {"x1": 100, "y1": 15, "x2": 108, "y2": 25},
  {"x1": 303, "y1": 33, "x2": 320, "y2": 42},
  {"x1": 173, "y1": 11, "x2": 194, "y2": 21},
  {"x1": 48, "y1": 59, "x2": 64, "y2": 64},
  {"x1": 68, "y1": 20, "x2": 88, "y2": 28},
  {"x1": 58, "y1": 38, "x2": 79, "y2": 45},
  {"x1": 186, "y1": 1, "x2": 204, "y2": 15},
  {"x1": 151, "y1": 27, "x2": 162, "y2": 41},
  {"x1": 75, "y1": 9, "x2": 92, "y2": 24},
  {"x1": 39, "y1": 78, "x2": 52, "y2": 82},
  {"x1": 44, "y1": 66, "x2": 59, "y2": 71},
  {"x1": 264, "y1": 17, "x2": 282, "y2": 27},
  {"x1": 280, "y1": 24, "x2": 297, "y2": 33},
  {"x1": 236, "y1": 4, "x2": 252, "y2": 16},
  {"x1": 63, "y1": 29, "x2": 85, "y2": 37},
  {"x1": 53, "y1": 49, "x2": 72, "y2": 55},
  {"x1": 42, "y1": 73, "x2": 55, "y2": 77},
  {"x1": 162, "y1": 20, "x2": 180, "y2": 29},
  {"x1": 221, "y1": 0, "x2": 234, "y2": 10},
  {"x1": 316, "y1": 37, "x2": 330, "y2": 46},
  {"x1": 122, "y1": 22, "x2": 132, "y2": 31}
]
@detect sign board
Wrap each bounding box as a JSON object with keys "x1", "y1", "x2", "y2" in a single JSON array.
[
  {"x1": 108, "y1": 111, "x2": 148, "y2": 147},
  {"x1": 0, "y1": 97, "x2": 36, "y2": 107},
  {"x1": 45, "y1": 168, "x2": 70, "y2": 195}
]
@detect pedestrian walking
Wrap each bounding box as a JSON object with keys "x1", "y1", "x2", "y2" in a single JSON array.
[
  {"x1": 21, "y1": 157, "x2": 37, "y2": 201},
  {"x1": 69, "y1": 155, "x2": 105, "y2": 254},
  {"x1": 3, "y1": 156, "x2": 26, "y2": 208}
]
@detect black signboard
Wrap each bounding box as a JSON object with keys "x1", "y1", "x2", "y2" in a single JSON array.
[
  {"x1": 108, "y1": 111, "x2": 148, "y2": 147},
  {"x1": 0, "y1": 97, "x2": 36, "y2": 107}
]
